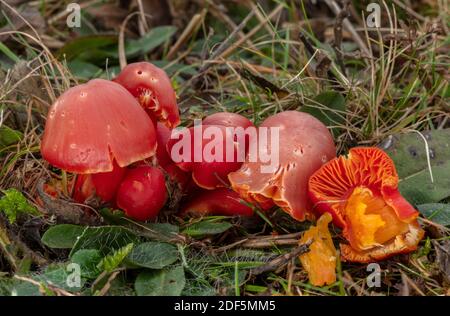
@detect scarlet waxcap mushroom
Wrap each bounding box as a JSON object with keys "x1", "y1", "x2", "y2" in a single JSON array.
[
  {"x1": 91, "y1": 160, "x2": 127, "y2": 202},
  {"x1": 228, "y1": 111, "x2": 336, "y2": 221},
  {"x1": 73, "y1": 174, "x2": 95, "y2": 203},
  {"x1": 181, "y1": 188, "x2": 253, "y2": 217},
  {"x1": 202, "y1": 112, "x2": 253, "y2": 130},
  {"x1": 116, "y1": 166, "x2": 167, "y2": 221},
  {"x1": 167, "y1": 125, "x2": 242, "y2": 190},
  {"x1": 114, "y1": 62, "x2": 180, "y2": 128},
  {"x1": 154, "y1": 122, "x2": 190, "y2": 189},
  {"x1": 308, "y1": 147, "x2": 424, "y2": 263},
  {"x1": 299, "y1": 213, "x2": 337, "y2": 286},
  {"x1": 155, "y1": 122, "x2": 174, "y2": 168},
  {"x1": 73, "y1": 160, "x2": 127, "y2": 203},
  {"x1": 167, "y1": 113, "x2": 255, "y2": 190},
  {"x1": 41, "y1": 79, "x2": 157, "y2": 174},
  {"x1": 203, "y1": 112, "x2": 254, "y2": 152}
]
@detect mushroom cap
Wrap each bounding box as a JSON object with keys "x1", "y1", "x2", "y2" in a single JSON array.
[
  {"x1": 73, "y1": 160, "x2": 127, "y2": 203},
  {"x1": 339, "y1": 222, "x2": 424, "y2": 263},
  {"x1": 167, "y1": 125, "x2": 243, "y2": 190},
  {"x1": 154, "y1": 122, "x2": 190, "y2": 188},
  {"x1": 308, "y1": 147, "x2": 419, "y2": 227},
  {"x1": 203, "y1": 112, "x2": 254, "y2": 153},
  {"x1": 116, "y1": 166, "x2": 167, "y2": 221},
  {"x1": 228, "y1": 111, "x2": 336, "y2": 221},
  {"x1": 91, "y1": 160, "x2": 127, "y2": 202},
  {"x1": 202, "y1": 112, "x2": 253, "y2": 129},
  {"x1": 41, "y1": 79, "x2": 157, "y2": 174},
  {"x1": 155, "y1": 122, "x2": 175, "y2": 168},
  {"x1": 181, "y1": 188, "x2": 253, "y2": 217},
  {"x1": 166, "y1": 113, "x2": 255, "y2": 190},
  {"x1": 308, "y1": 147, "x2": 424, "y2": 262},
  {"x1": 114, "y1": 62, "x2": 180, "y2": 128}
]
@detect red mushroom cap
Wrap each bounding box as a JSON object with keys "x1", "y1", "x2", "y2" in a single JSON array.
[
  {"x1": 73, "y1": 160, "x2": 127, "y2": 203},
  {"x1": 116, "y1": 166, "x2": 167, "y2": 221},
  {"x1": 228, "y1": 111, "x2": 336, "y2": 221},
  {"x1": 202, "y1": 112, "x2": 253, "y2": 129},
  {"x1": 167, "y1": 113, "x2": 255, "y2": 190},
  {"x1": 167, "y1": 125, "x2": 243, "y2": 190},
  {"x1": 308, "y1": 147, "x2": 424, "y2": 262},
  {"x1": 155, "y1": 122, "x2": 190, "y2": 189},
  {"x1": 181, "y1": 188, "x2": 253, "y2": 217},
  {"x1": 155, "y1": 122, "x2": 176, "y2": 168},
  {"x1": 114, "y1": 62, "x2": 180, "y2": 128},
  {"x1": 91, "y1": 160, "x2": 127, "y2": 202},
  {"x1": 203, "y1": 112, "x2": 254, "y2": 152},
  {"x1": 41, "y1": 79, "x2": 157, "y2": 174}
]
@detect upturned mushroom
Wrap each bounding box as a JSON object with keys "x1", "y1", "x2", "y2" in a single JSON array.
[
  {"x1": 228, "y1": 111, "x2": 336, "y2": 221},
  {"x1": 308, "y1": 147, "x2": 424, "y2": 263}
]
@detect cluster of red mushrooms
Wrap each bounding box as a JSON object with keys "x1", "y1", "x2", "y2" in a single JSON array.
[{"x1": 40, "y1": 62, "x2": 424, "y2": 286}]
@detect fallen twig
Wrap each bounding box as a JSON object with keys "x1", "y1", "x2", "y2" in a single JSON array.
[{"x1": 249, "y1": 242, "x2": 311, "y2": 276}]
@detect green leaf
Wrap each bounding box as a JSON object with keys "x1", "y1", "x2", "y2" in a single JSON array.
[
  {"x1": 417, "y1": 203, "x2": 450, "y2": 226},
  {"x1": 0, "y1": 42, "x2": 20, "y2": 63},
  {"x1": 41, "y1": 224, "x2": 85, "y2": 249},
  {"x1": 99, "y1": 208, "x2": 179, "y2": 241},
  {"x1": 98, "y1": 243, "x2": 134, "y2": 273},
  {"x1": 0, "y1": 126, "x2": 23, "y2": 147},
  {"x1": 145, "y1": 223, "x2": 180, "y2": 235},
  {"x1": 71, "y1": 249, "x2": 102, "y2": 279},
  {"x1": 67, "y1": 60, "x2": 102, "y2": 79},
  {"x1": 135, "y1": 266, "x2": 185, "y2": 296},
  {"x1": 142, "y1": 223, "x2": 180, "y2": 240},
  {"x1": 0, "y1": 189, "x2": 39, "y2": 223},
  {"x1": 301, "y1": 91, "x2": 346, "y2": 132},
  {"x1": 126, "y1": 242, "x2": 179, "y2": 269},
  {"x1": 34, "y1": 264, "x2": 84, "y2": 292},
  {"x1": 57, "y1": 35, "x2": 117, "y2": 60},
  {"x1": 382, "y1": 129, "x2": 450, "y2": 204},
  {"x1": 70, "y1": 226, "x2": 139, "y2": 257},
  {"x1": 0, "y1": 277, "x2": 41, "y2": 296},
  {"x1": 127, "y1": 26, "x2": 176, "y2": 57},
  {"x1": 182, "y1": 221, "x2": 232, "y2": 237},
  {"x1": 182, "y1": 282, "x2": 216, "y2": 296}
]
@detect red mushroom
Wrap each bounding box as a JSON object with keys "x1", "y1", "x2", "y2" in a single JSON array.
[
  {"x1": 228, "y1": 111, "x2": 336, "y2": 221},
  {"x1": 202, "y1": 112, "x2": 253, "y2": 131},
  {"x1": 203, "y1": 112, "x2": 254, "y2": 152},
  {"x1": 40, "y1": 79, "x2": 157, "y2": 202},
  {"x1": 181, "y1": 188, "x2": 253, "y2": 217},
  {"x1": 155, "y1": 122, "x2": 175, "y2": 168},
  {"x1": 116, "y1": 165, "x2": 167, "y2": 221},
  {"x1": 114, "y1": 62, "x2": 180, "y2": 128},
  {"x1": 308, "y1": 147, "x2": 424, "y2": 262},
  {"x1": 155, "y1": 122, "x2": 190, "y2": 189},
  {"x1": 73, "y1": 160, "x2": 128, "y2": 203},
  {"x1": 168, "y1": 125, "x2": 241, "y2": 189},
  {"x1": 167, "y1": 113, "x2": 255, "y2": 190},
  {"x1": 191, "y1": 125, "x2": 243, "y2": 190}
]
